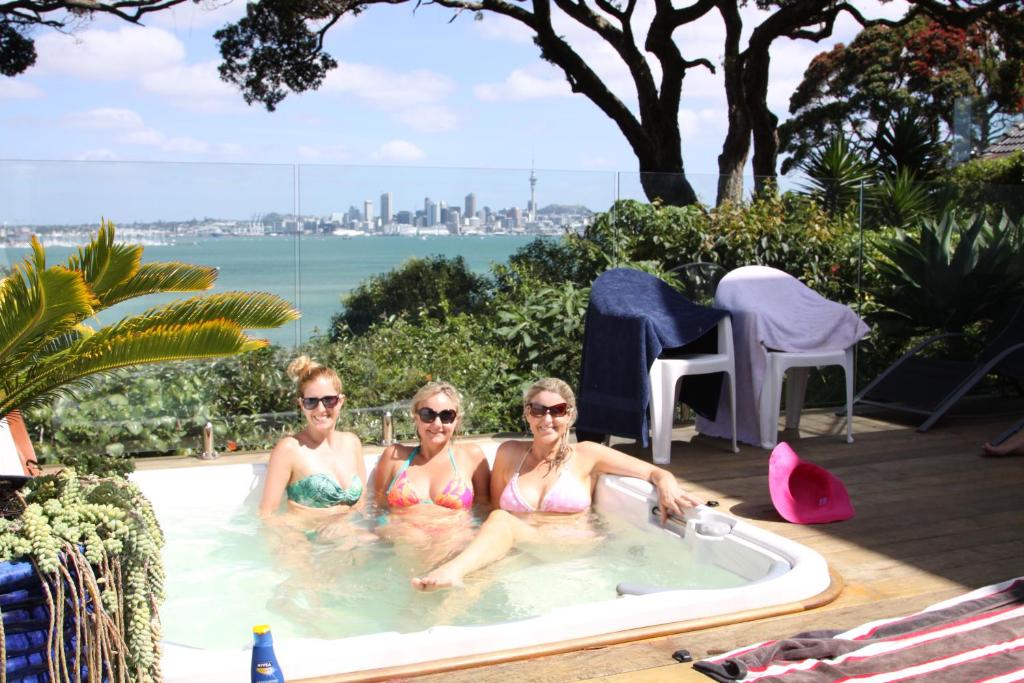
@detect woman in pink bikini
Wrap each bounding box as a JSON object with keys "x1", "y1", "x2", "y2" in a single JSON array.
[
  {"x1": 371, "y1": 381, "x2": 491, "y2": 561},
  {"x1": 413, "y1": 377, "x2": 701, "y2": 590}
]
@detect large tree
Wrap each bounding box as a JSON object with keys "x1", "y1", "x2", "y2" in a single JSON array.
[
  {"x1": 4, "y1": 0, "x2": 1018, "y2": 205},
  {"x1": 780, "y1": 10, "x2": 1024, "y2": 174}
]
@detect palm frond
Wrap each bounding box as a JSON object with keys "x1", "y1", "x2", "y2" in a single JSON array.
[
  {"x1": 0, "y1": 249, "x2": 95, "y2": 382},
  {"x1": 0, "y1": 321, "x2": 266, "y2": 417},
  {"x1": 63, "y1": 220, "x2": 144, "y2": 305},
  {"x1": 100, "y1": 262, "x2": 219, "y2": 308},
  {"x1": 114, "y1": 291, "x2": 300, "y2": 334}
]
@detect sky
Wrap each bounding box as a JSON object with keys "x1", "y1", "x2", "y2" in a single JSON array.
[{"x1": 0, "y1": 0, "x2": 907, "y2": 224}]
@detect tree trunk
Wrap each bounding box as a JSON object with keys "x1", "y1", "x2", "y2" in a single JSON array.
[
  {"x1": 716, "y1": 1, "x2": 749, "y2": 206},
  {"x1": 745, "y1": 51, "x2": 780, "y2": 196},
  {"x1": 638, "y1": 167, "x2": 699, "y2": 206}
]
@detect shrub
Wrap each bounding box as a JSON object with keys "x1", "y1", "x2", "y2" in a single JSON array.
[{"x1": 329, "y1": 254, "x2": 492, "y2": 337}]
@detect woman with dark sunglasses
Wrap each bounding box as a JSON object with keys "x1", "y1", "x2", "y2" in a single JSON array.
[
  {"x1": 259, "y1": 356, "x2": 366, "y2": 519},
  {"x1": 372, "y1": 381, "x2": 490, "y2": 514},
  {"x1": 412, "y1": 377, "x2": 701, "y2": 590}
]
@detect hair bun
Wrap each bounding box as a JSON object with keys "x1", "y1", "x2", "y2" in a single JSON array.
[{"x1": 287, "y1": 355, "x2": 319, "y2": 382}]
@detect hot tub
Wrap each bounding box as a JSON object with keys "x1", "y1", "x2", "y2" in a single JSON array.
[{"x1": 132, "y1": 452, "x2": 835, "y2": 682}]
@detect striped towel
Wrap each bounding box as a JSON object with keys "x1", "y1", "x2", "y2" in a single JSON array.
[{"x1": 693, "y1": 576, "x2": 1024, "y2": 682}]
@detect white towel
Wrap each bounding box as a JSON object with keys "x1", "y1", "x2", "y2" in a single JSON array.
[{"x1": 697, "y1": 266, "x2": 869, "y2": 447}]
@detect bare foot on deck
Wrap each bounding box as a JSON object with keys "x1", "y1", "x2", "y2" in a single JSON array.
[
  {"x1": 982, "y1": 428, "x2": 1024, "y2": 457},
  {"x1": 411, "y1": 565, "x2": 464, "y2": 591}
]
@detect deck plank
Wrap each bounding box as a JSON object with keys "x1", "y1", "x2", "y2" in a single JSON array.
[{"x1": 401, "y1": 403, "x2": 1024, "y2": 683}]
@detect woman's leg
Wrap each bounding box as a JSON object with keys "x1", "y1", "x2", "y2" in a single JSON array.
[
  {"x1": 412, "y1": 509, "x2": 534, "y2": 590},
  {"x1": 983, "y1": 426, "x2": 1024, "y2": 457}
]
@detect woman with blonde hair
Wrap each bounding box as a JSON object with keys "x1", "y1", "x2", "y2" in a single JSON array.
[
  {"x1": 412, "y1": 377, "x2": 701, "y2": 590},
  {"x1": 372, "y1": 381, "x2": 490, "y2": 513},
  {"x1": 259, "y1": 356, "x2": 365, "y2": 518}
]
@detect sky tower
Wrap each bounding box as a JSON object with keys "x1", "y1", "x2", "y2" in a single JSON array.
[{"x1": 528, "y1": 160, "x2": 537, "y2": 223}]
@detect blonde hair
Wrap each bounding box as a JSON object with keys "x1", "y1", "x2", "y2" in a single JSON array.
[
  {"x1": 522, "y1": 378, "x2": 577, "y2": 469},
  {"x1": 410, "y1": 381, "x2": 464, "y2": 438},
  {"x1": 287, "y1": 355, "x2": 342, "y2": 396}
]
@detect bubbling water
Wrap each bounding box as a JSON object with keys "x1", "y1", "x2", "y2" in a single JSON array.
[{"x1": 160, "y1": 501, "x2": 746, "y2": 650}]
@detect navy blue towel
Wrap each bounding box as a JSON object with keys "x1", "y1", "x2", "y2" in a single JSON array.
[{"x1": 576, "y1": 268, "x2": 727, "y2": 445}]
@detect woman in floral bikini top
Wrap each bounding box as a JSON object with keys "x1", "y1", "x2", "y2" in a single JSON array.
[
  {"x1": 373, "y1": 381, "x2": 490, "y2": 514},
  {"x1": 412, "y1": 377, "x2": 702, "y2": 591}
]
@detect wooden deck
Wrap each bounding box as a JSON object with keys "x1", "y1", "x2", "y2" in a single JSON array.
[{"x1": 402, "y1": 402, "x2": 1024, "y2": 683}]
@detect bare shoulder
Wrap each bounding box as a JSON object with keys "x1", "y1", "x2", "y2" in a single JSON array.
[
  {"x1": 269, "y1": 434, "x2": 301, "y2": 462},
  {"x1": 455, "y1": 441, "x2": 487, "y2": 464},
  {"x1": 334, "y1": 430, "x2": 363, "y2": 449},
  {"x1": 494, "y1": 439, "x2": 529, "y2": 470}
]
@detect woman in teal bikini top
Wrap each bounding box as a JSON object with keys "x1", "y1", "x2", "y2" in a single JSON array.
[
  {"x1": 260, "y1": 356, "x2": 366, "y2": 517},
  {"x1": 287, "y1": 471, "x2": 364, "y2": 508}
]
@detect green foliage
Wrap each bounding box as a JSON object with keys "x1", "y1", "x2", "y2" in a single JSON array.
[
  {"x1": 0, "y1": 469, "x2": 164, "y2": 681},
  {"x1": 870, "y1": 211, "x2": 1024, "y2": 334},
  {"x1": 870, "y1": 168, "x2": 936, "y2": 230},
  {"x1": 0, "y1": 221, "x2": 299, "y2": 419},
  {"x1": 946, "y1": 151, "x2": 1024, "y2": 219},
  {"x1": 313, "y1": 314, "x2": 522, "y2": 440},
  {"x1": 781, "y1": 14, "x2": 1024, "y2": 172},
  {"x1": 493, "y1": 277, "x2": 590, "y2": 386},
  {"x1": 799, "y1": 135, "x2": 875, "y2": 215},
  {"x1": 330, "y1": 254, "x2": 492, "y2": 338}
]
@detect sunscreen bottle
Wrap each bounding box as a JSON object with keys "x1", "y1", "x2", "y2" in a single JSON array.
[{"x1": 251, "y1": 624, "x2": 285, "y2": 683}]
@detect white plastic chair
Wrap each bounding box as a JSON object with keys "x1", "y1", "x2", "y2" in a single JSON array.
[
  {"x1": 759, "y1": 346, "x2": 856, "y2": 450},
  {"x1": 649, "y1": 315, "x2": 738, "y2": 464}
]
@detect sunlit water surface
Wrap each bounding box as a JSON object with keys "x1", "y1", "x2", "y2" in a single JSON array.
[{"x1": 160, "y1": 503, "x2": 746, "y2": 650}]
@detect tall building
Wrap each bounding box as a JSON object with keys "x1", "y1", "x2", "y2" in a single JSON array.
[
  {"x1": 512, "y1": 206, "x2": 522, "y2": 228},
  {"x1": 380, "y1": 192, "x2": 393, "y2": 224},
  {"x1": 363, "y1": 199, "x2": 374, "y2": 225},
  {"x1": 424, "y1": 197, "x2": 435, "y2": 226},
  {"x1": 465, "y1": 192, "x2": 476, "y2": 219}
]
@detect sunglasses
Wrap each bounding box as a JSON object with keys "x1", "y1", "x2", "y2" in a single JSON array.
[
  {"x1": 527, "y1": 402, "x2": 569, "y2": 418},
  {"x1": 416, "y1": 407, "x2": 458, "y2": 424},
  {"x1": 300, "y1": 395, "x2": 341, "y2": 410}
]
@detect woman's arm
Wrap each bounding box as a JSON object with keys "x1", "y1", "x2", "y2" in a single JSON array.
[
  {"x1": 371, "y1": 444, "x2": 402, "y2": 505},
  {"x1": 346, "y1": 431, "x2": 367, "y2": 510},
  {"x1": 463, "y1": 443, "x2": 491, "y2": 506},
  {"x1": 581, "y1": 441, "x2": 701, "y2": 522},
  {"x1": 259, "y1": 438, "x2": 296, "y2": 518}
]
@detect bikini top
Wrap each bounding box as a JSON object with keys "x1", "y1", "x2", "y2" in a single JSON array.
[
  {"x1": 499, "y1": 449, "x2": 591, "y2": 514},
  {"x1": 385, "y1": 447, "x2": 474, "y2": 510},
  {"x1": 286, "y1": 472, "x2": 363, "y2": 508}
]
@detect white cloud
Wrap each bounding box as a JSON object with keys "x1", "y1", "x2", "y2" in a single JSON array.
[
  {"x1": 34, "y1": 27, "x2": 185, "y2": 81},
  {"x1": 146, "y1": 1, "x2": 248, "y2": 30},
  {"x1": 297, "y1": 144, "x2": 351, "y2": 162},
  {"x1": 162, "y1": 136, "x2": 210, "y2": 154},
  {"x1": 395, "y1": 105, "x2": 458, "y2": 133},
  {"x1": 139, "y1": 61, "x2": 240, "y2": 112},
  {"x1": 678, "y1": 108, "x2": 723, "y2": 138},
  {"x1": 75, "y1": 149, "x2": 119, "y2": 161},
  {"x1": 472, "y1": 14, "x2": 534, "y2": 43},
  {"x1": 118, "y1": 128, "x2": 164, "y2": 145},
  {"x1": 62, "y1": 108, "x2": 145, "y2": 130},
  {"x1": 475, "y1": 67, "x2": 570, "y2": 102},
  {"x1": 322, "y1": 62, "x2": 455, "y2": 108},
  {"x1": 0, "y1": 78, "x2": 43, "y2": 100},
  {"x1": 373, "y1": 140, "x2": 425, "y2": 163}
]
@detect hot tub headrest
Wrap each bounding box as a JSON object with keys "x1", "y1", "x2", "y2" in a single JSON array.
[{"x1": 768, "y1": 442, "x2": 854, "y2": 524}]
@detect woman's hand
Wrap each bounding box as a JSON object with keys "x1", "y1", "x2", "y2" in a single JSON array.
[{"x1": 651, "y1": 470, "x2": 702, "y2": 523}]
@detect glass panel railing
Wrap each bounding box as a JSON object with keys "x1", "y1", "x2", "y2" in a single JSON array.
[{"x1": 5, "y1": 159, "x2": 1019, "y2": 464}]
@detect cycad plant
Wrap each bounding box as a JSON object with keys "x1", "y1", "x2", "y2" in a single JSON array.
[
  {"x1": 0, "y1": 221, "x2": 300, "y2": 418},
  {"x1": 799, "y1": 134, "x2": 875, "y2": 216}
]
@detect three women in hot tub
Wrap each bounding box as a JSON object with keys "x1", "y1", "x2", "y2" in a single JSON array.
[
  {"x1": 412, "y1": 377, "x2": 701, "y2": 590},
  {"x1": 259, "y1": 356, "x2": 366, "y2": 519}
]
